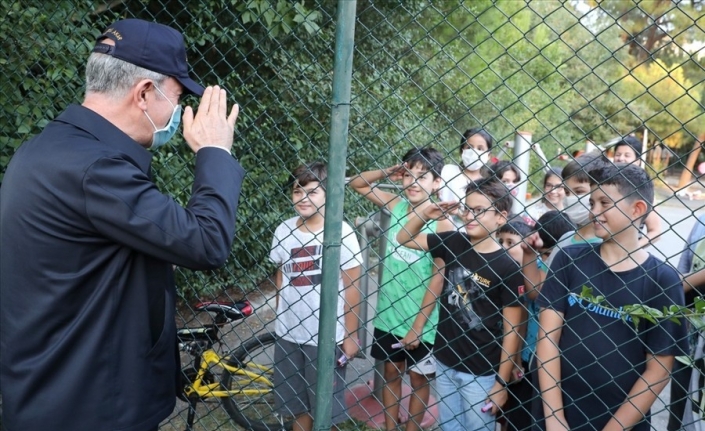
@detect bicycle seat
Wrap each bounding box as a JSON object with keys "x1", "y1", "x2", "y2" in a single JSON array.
[{"x1": 194, "y1": 300, "x2": 253, "y2": 324}]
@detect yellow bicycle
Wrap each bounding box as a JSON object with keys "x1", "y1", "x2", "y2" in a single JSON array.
[{"x1": 177, "y1": 301, "x2": 294, "y2": 431}]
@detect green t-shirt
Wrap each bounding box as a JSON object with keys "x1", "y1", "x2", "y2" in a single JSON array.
[{"x1": 374, "y1": 200, "x2": 439, "y2": 343}]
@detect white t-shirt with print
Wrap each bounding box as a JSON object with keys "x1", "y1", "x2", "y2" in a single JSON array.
[{"x1": 270, "y1": 216, "x2": 363, "y2": 346}]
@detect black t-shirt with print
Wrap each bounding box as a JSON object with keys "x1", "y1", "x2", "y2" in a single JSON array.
[
  {"x1": 427, "y1": 231, "x2": 523, "y2": 376},
  {"x1": 537, "y1": 243, "x2": 688, "y2": 431}
]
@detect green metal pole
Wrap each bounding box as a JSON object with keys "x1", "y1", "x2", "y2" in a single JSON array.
[{"x1": 314, "y1": 1, "x2": 357, "y2": 430}]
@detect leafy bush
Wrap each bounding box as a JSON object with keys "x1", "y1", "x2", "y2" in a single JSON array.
[{"x1": 3, "y1": 1, "x2": 704, "y2": 298}]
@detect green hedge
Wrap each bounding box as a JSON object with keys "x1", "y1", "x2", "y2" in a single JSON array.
[{"x1": 3, "y1": 1, "x2": 703, "y2": 298}]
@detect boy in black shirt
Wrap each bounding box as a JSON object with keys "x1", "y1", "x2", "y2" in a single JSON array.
[
  {"x1": 398, "y1": 178, "x2": 524, "y2": 431},
  {"x1": 536, "y1": 164, "x2": 687, "y2": 431}
]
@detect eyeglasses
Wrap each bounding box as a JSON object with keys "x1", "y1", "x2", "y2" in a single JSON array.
[
  {"x1": 544, "y1": 183, "x2": 563, "y2": 192},
  {"x1": 457, "y1": 204, "x2": 497, "y2": 218}
]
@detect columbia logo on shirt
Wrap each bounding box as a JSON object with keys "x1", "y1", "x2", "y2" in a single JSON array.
[{"x1": 567, "y1": 293, "x2": 633, "y2": 322}]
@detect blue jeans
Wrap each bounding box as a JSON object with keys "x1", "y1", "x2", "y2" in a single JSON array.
[{"x1": 436, "y1": 360, "x2": 496, "y2": 431}]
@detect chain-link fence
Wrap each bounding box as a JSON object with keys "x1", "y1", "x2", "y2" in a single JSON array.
[{"x1": 3, "y1": 1, "x2": 705, "y2": 430}]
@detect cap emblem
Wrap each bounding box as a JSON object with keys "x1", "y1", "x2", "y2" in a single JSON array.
[{"x1": 103, "y1": 28, "x2": 123, "y2": 40}]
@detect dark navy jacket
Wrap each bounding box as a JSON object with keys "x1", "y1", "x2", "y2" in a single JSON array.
[{"x1": 0, "y1": 105, "x2": 245, "y2": 431}]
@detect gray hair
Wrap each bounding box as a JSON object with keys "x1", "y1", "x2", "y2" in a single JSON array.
[{"x1": 85, "y1": 53, "x2": 167, "y2": 99}]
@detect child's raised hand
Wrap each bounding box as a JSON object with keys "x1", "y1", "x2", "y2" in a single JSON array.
[
  {"x1": 385, "y1": 163, "x2": 407, "y2": 182},
  {"x1": 421, "y1": 201, "x2": 459, "y2": 221},
  {"x1": 522, "y1": 231, "x2": 544, "y2": 254}
]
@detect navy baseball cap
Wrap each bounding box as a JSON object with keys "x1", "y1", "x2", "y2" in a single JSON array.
[{"x1": 92, "y1": 19, "x2": 204, "y2": 96}]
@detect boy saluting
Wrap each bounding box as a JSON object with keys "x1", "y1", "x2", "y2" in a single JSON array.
[{"x1": 397, "y1": 178, "x2": 524, "y2": 431}]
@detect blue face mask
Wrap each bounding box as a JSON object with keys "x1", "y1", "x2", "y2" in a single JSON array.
[{"x1": 144, "y1": 85, "x2": 181, "y2": 149}]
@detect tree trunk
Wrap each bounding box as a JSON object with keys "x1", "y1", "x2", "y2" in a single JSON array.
[{"x1": 677, "y1": 133, "x2": 705, "y2": 188}]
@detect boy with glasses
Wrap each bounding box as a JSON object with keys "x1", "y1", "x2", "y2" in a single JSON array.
[{"x1": 398, "y1": 178, "x2": 524, "y2": 431}]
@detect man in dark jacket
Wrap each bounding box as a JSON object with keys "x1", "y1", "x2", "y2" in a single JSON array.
[{"x1": 0, "y1": 19, "x2": 244, "y2": 431}]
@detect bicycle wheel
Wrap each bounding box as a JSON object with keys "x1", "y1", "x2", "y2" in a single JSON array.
[{"x1": 220, "y1": 332, "x2": 294, "y2": 431}]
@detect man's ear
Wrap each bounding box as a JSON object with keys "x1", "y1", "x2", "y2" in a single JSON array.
[
  {"x1": 133, "y1": 79, "x2": 154, "y2": 111},
  {"x1": 498, "y1": 210, "x2": 508, "y2": 224}
]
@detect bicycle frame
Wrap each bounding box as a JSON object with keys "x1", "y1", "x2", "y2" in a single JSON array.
[
  {"x1": 178, "y1": 301, "x2": 286, "y2": 431},
  {"x1": 184, "y1": 348, "x2": 273, "y2": 399}
]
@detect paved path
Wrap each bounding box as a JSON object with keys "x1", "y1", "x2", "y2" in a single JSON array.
[{"x1": 644, "y1": 193, "x2": 705, "y2": 430}]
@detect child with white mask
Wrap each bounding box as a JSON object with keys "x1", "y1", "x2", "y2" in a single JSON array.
[
  {"x1": 489, "y1": 160, "x2": 522, "y2": 198},
  {"x1": 542, "y1": 152, "x2": 609, "y2": 268},
  {"x1": 440, "y1": 128, "x2": 493, "y2": 208},
  {"x1": 522, "y1": 152, "x2": 610, "y2": 298},
  {"x1": 462, "y1": 145, "x2": 489, "y2": 172}
]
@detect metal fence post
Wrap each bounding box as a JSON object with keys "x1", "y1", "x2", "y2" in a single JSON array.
[
  {"x1": 372, "y1": 208, "x2": 391, "y2": 400},
  {"x1": 354, "y1": 215, "x2": 373, "y2": 352},
  {"x1": 512, "y1": 131, "x2": 532, "y2": 215},
  {"x1": 314, "y1": 1, "x2": 357, "y2": 430}
]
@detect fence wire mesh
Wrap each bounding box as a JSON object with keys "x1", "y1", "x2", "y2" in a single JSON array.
[{"x1": 3, "y1": 1, "x2": 705, "y2": 431}]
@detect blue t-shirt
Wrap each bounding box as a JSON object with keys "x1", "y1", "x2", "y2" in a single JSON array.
[
  {"x1": 537, "y1": 243, "x2": 688, "y2": 431},
  {"x1": 522, "y1": 232, "x2": 602, "y2": 364}
]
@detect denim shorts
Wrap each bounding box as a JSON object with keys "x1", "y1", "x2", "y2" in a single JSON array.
[
  {"x1": 435, "y1": 360, "x2": 496, "y2": 431},
  {"x1": 272, "y1": 338, "x2": 348, "y2": 424}
]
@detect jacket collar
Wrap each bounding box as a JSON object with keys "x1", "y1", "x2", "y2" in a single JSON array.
[{"x1": 54, "y1": 104, "x2": 152, "y2": 173}]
